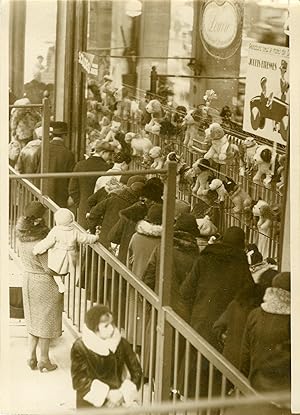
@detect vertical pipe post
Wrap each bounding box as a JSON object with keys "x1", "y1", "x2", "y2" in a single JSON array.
[
  {"x1": 40, "y1": 92, "x2": 50, "y2": 194},
  {"x1": 154, "y1": 161, "x2": 177, "y2": 402}
]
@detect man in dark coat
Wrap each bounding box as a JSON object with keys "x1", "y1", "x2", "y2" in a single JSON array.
[
  {"x1": 180, "y1": 226, "x2": 254, "y2": 349},
  {"x1": 47, "y1": 121, "x2": 75, "y2": 207},
  {"x1": 68, "y1": 141, "x2": 114, "y2": 228}
]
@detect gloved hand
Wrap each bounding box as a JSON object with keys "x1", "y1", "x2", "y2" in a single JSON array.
[{"x1": 106, "y1": 389, "x2": 124, "y2": 408}]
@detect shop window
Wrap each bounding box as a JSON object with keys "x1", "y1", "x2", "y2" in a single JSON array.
[{"x1": 23, "y1": 0, "x2": 57, "y2": 106}]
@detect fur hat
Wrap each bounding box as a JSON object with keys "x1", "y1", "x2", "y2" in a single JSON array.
[
  {"x1": 24, "y1": 201, "x2": 46, "y2": 219},
  {"x1": 209, "y1": 123, "x2": 224, "y2": 141},
  {"x1": 146, "y1": 203, "x2": 163, "y2": 225},
  {"x1": 127, "y1": 175, "x2": 146, "y2": 187},
  {"x1": 196, "y1": 215, "x2": 217, "y2": 237},
  {"x1": 175, "y1": 200, "x2": 191, "y2": 219},
  {"x1": 85, "y1": 304, "x2": 111, "y2": 332},
  {"x1": 223, "y1": 226, "x2": 245, "y2": 249},
  {"x1": 174, "y1": 213, "x2": 200, "y2": 237},
  {"x1": 141, "y1": 178, "x2": 164, "y2": 202},
  {"x1": 54, "y1": 208, "x2": 74, "y2": 226},
  {"x1": 272, "y1": 272, "x2": 290, "y2": 292}
]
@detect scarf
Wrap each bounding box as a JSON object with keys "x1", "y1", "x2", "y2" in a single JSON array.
[
  {"x1": 261, "y1": 287, "x2": 290, "y2": 315},
  {"x1": 81, "y1": 324, "x2": 121, "y2": 356}
]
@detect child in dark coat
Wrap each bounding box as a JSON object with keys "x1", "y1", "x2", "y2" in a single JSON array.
[{"x1": 71, "y1": 304, "x2": 142, "y2": 408}]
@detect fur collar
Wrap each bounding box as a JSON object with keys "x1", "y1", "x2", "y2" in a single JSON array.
[
  {"x1": 136, "y1": 220, "x2": 162, "y2": 237},
  {"x1": 173, "y1": 231, "x2": 199, "y2": 251},
  {"x1": 261, "y1": 287, "x2": 290, "y2": 315},
  {"x1": 16, "y1": 217, "x2": 49, "y2": 242},
  {"x1": 81, "y1": 324, "x2": 121, "y2": 356}
]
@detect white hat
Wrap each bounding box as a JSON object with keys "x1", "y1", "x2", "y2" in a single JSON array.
[{"x1": 54, "y1": 208, "x2": 75, "y2": 226}]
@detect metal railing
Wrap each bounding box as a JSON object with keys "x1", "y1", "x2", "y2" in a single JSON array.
[{"x1": 9, "y1": 166, "x2": 263, "y2": 407}]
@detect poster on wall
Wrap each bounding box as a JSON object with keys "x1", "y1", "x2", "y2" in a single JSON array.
[{"x1": 243, "y1": 42, "x2": 289, "y2": 145}]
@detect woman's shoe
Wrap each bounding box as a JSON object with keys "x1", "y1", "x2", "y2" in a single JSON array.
[
  {"x1": 37, "y1": 361, "x2": 58, "y2": 373},
  {"x1": 27, "y1": 358, "x2": 38, "y2": 370}
]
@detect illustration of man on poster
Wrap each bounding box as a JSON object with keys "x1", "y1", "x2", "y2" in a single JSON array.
[{"x1": 244, "y1": 43, "x2": 289, "y2": 144}]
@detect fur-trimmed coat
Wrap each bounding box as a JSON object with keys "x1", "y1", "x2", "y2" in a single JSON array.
[
  {"x1": 180, "y1": 242, "x2": 254, "y2": 349},
  {"x1": 127, "y1": 220, "x2": 162, "y2": 278},
  {"x1": 71, "y1": 335, "x2": 142, "y2": 408},
  {"x1": 240, "y1": 287, "x2": 290, "y2": 392},
  {"x1": 143, "y1": 231, "x2": 199, "y2": 322}
]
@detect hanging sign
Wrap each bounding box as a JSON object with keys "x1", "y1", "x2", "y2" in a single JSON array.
[
  {"x1": 243, "y1": 43, "x2": 289, "y2": 145},
  {"x1": 78, "y1": 51, "x2": 98, "y2": 76},
  {"x1": 199, "y1": 0, "x2": 243, "y2": 59}
]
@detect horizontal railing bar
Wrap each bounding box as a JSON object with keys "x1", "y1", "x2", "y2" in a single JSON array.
[
  {"x1": 157, "y1": 74, "x2": 247, "y2": 80},
  {"x1": 36, "y1": 392, "x2": 290, "y2": 415},
  {"x1": 9, "y1": 168, "x2": 168, "y2": 179},
  {"x1": 9, "y1": 104, "x2": 43, "y2": 108},
  {"x1": 163, "y1": 306, "x2": 257, "y2": 395}
]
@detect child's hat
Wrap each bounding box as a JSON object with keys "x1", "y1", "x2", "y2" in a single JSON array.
[{"x1": 54, "y1": 208, "x2": 74, "y2": 226}]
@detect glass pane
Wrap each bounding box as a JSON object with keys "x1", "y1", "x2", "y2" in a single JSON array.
[{"x1": 23, "y1": 0, "x2": 57, "y2": 106}]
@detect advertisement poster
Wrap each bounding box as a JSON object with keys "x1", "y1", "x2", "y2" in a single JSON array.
[{"x1": 243, "y1": 42, "x2": 289, "y2": 145}]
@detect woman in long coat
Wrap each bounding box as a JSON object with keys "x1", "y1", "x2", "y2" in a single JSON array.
[
  {"x1": 16, "y1": 201, "x2": 63, "y2": 372},
  {"x1": 143, "y1": 213, "x2": 200, "y2": 323},
  {"x1": 126, "y1": 204, "x2": 163, "y2": 347}
]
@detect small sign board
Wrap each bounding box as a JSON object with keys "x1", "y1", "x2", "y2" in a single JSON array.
[
  {"x1": 243, "y1": 43, "x2": 289, "y2": 145},
  {"x1": 78, "y1": 51, "x2": 98, "y2": 76}
]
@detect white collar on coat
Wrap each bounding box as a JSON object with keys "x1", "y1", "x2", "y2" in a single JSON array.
[
  {"x1": 261, "y1": 287, "x2": 290, "y2": 315},
  {"x1": 81, "y1": 324, "x2": 121, "y2": 356}
]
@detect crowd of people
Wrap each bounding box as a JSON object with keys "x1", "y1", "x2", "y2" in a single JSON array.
[
  {"x1": 10, "y1": 82, "x2": 290, "y2": 412},
  {"x1": 15, "y1": 189, "x2": 290, "y2": 411}
]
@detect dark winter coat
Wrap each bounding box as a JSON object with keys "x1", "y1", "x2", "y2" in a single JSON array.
[
  {"x1": 47, "y1": 139, "x2": 75, "y2": 207},
  {"x1": 16, "y1": 139, "x2": 41, "y2": 174},
  {"x1": 88, "y1": 188, "x2": 141, "y2": 248},
  {"x1": 71, "y1": 337, "x2": 142, "y2": 408},
  {"x1": 240, "y1": 288, "x2": 290, "y2": 393},
  {"x1": 143, "y1": 231, "x2": 199, "y2": 322},
  {"x1": 87, "y1": 180, "x2": 125, "y2": 211},
  {"x1": 69, "y1": 156, "x2": 110, "y2": 228},
  {"x1": 87, "y1": 187, "x2": 109, "y2": 210},
  {"x1": 180, "y1": 242, "x2": 254, "y2": 349},
  {"x1": 213, "y1": 299, "x2": 257, "y2": 368},
  {"x1": 107, "y1": 201, "x2": 148, "y2": 264}
]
